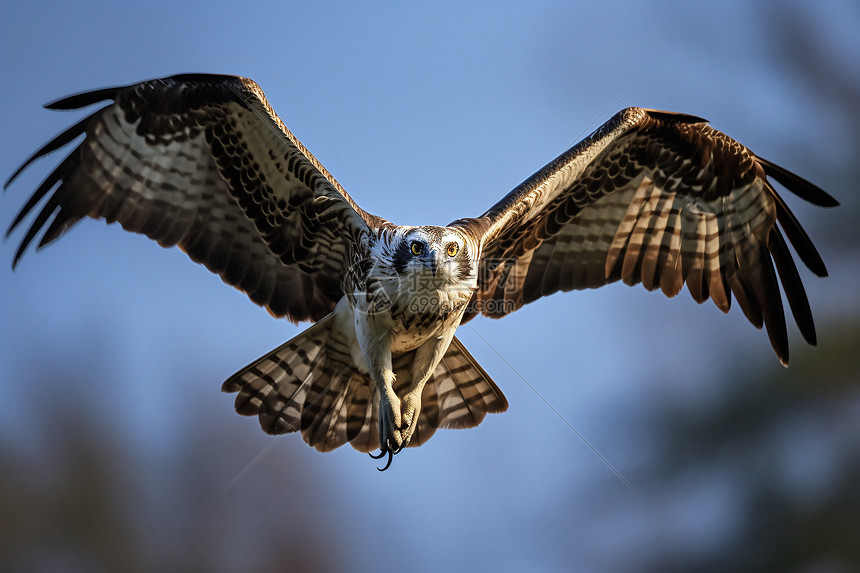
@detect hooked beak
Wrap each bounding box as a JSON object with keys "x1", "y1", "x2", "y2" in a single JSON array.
[{"x1": 425, "y1": 256, "x2": 437, "y2": 278}]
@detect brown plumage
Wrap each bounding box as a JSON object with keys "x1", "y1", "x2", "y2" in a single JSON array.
[
  {"x1": 456, "y1": 108, "x2": 836, "y2": 366},
  {"x1": 6, "y1": 76, "x2": 836, "y2": 465}
]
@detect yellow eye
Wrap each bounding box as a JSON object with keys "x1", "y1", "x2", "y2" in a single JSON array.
[
  {"x1": 446, "y1": 243, "x2": 460, "y2": 257},
  {"x1": 410, "y1": 242, "x2": 423, "y2": 256}
]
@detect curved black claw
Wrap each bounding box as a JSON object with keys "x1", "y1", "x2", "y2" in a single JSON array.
[
  {"x1": 369, "y1": 448, "x2": 394, "y2": 471},
  {"x1": 369, "y1": 448, "x2": 387, "y2": 459}
]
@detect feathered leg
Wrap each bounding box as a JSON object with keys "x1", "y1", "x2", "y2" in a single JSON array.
[
  {"x1": 354, "y1": 312, "x2": 404, "y2": 465},
  {"x1": 399, "y1": 327, "x2": 457, "y2": 446}
]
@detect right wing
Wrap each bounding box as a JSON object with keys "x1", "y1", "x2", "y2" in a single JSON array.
[{"x1": 6, "y1": 74, "x2": 389, "y2": 323}]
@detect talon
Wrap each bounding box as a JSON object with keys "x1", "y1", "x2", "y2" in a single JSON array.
[
  {"x1": 369, "y1": 449, "x2": 387, "y2": 460},
  {"x1": 391, "y1": 443, "x2": 404, "y2": 455},
  {"x1": 372, "y1": 448, "x2": 394, "y2": 471}
]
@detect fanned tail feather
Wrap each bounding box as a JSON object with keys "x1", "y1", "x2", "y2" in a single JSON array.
[
  {"x1": 223, "y1": 321, "x2": 507, "y2": 452},
  {"x1": 399, "y1": 336, "x2": 509, "y2": 448},
  {"x1": 222, "y1": 313, "x2": 374, "y2": 452}
]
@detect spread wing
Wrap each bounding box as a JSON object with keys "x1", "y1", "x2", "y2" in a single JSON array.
[
  {"x1": 6, "y1": 74, "x2": 388, "y2": 323},
  {"x1": 454, "y1": 107, "x2": 837, "y2": 365}
]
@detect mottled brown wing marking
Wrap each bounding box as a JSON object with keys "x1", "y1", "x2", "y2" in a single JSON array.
[
  {"x1": 464, "y1": 107, "x2": 837, "y2": 364},
  {"x1": 7, "y1": 74, "x2": 389, "y2": 324}
]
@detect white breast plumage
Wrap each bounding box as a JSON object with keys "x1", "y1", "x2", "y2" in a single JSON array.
[{"x1": 6, "y1": 74, "x2": 836, "y2": 471}]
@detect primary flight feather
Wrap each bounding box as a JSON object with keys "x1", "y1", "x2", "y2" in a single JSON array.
[{"x1": 6, "y1": 74, "x2": 837, "y2": 470}]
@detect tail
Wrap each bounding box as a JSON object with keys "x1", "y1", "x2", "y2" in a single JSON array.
[
  {"x1": 398, "y1": 337, "x2": 508, "y2": 448},
  {"x1": 222, "y1": 313, "x2": 377, "y2": 452},
  {"x1": 222, "y1": 317, "x2": 508, "y2": 452}
]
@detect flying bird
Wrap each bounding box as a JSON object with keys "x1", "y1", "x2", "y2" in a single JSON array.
[{"x1": 6, "y1": 74, "x2": 837, "y2": 470}]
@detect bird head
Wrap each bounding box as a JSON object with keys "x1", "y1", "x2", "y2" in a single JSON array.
[{"x1": 392, "y1": 226, "x2": 475, "y2": 290}]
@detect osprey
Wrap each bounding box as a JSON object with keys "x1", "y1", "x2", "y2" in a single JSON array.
[{"x1": 6, "y1": 74, "x2": 837, "y2": 470}]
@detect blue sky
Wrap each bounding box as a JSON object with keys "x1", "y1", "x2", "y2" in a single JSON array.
[{"x1": 1, "y1": 2, "x2": 858, "y2": 571}]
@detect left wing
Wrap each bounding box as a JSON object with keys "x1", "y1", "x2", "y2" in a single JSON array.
[{"x1": 452, "y1": 108, "x2": 837, "y2": 365}]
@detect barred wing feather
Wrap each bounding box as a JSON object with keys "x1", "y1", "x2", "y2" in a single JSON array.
[
  {"x1": 6, "y1": 74, "x2": 387, "y2": 323},
  {"x1": 457, "y1": 108, "x2": 837, "y2": 365}
]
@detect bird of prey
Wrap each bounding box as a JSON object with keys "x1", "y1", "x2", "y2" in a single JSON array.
[{"x1": 6, "y1": 74, "x2": 837, "y2": 470}]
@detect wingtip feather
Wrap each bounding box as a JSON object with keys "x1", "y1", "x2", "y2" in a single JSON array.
[
  {"x1": 43, "y1": 86, "x2": 121, "y2": 110},
  {"x1": 641, "y1": 108, "x2": 709, "y2": 125},
  {"x1": 758, "y1": 156, "x2": 839, "y2": 208},
  {"x1": 767, "y1": 182, "x2": 829, "y2": 278},
  {"x1": 769, "y1": 227, "x2": 818, "y2": 347},
  {"x1": 5, "y1": 106, "x2": 106, "y2": 190}
]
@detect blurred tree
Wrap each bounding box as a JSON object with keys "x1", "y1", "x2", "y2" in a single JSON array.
[
  {"x1": 765, "y1": 1, "x2": 860, "y2": 244},
  {"x1": 640, "y1": 4, "x2": 860, "y2": 570},
  {"x1": 0, "y1": 350, "x2": 343, "y2": 573},
  {"x1": 550, "y1": 4, "x2": 860, "y2": 572},
  {"x1": 642, "y1": 321, "x2": 860, "y2": 572}
]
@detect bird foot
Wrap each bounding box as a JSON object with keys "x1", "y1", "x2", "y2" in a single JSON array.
[
  {"x1": 397, "y1": 393, "x2": 422, "y2": 445},
  {"x1": 370, "y1": 437, "x2": 405, "y2": 471},
  {"x1": 369, "y1": 447, "x2": 394, "y2": 471},
  {"x1": 372, "y1": 393, "x2": 406, "y2": 471}
]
